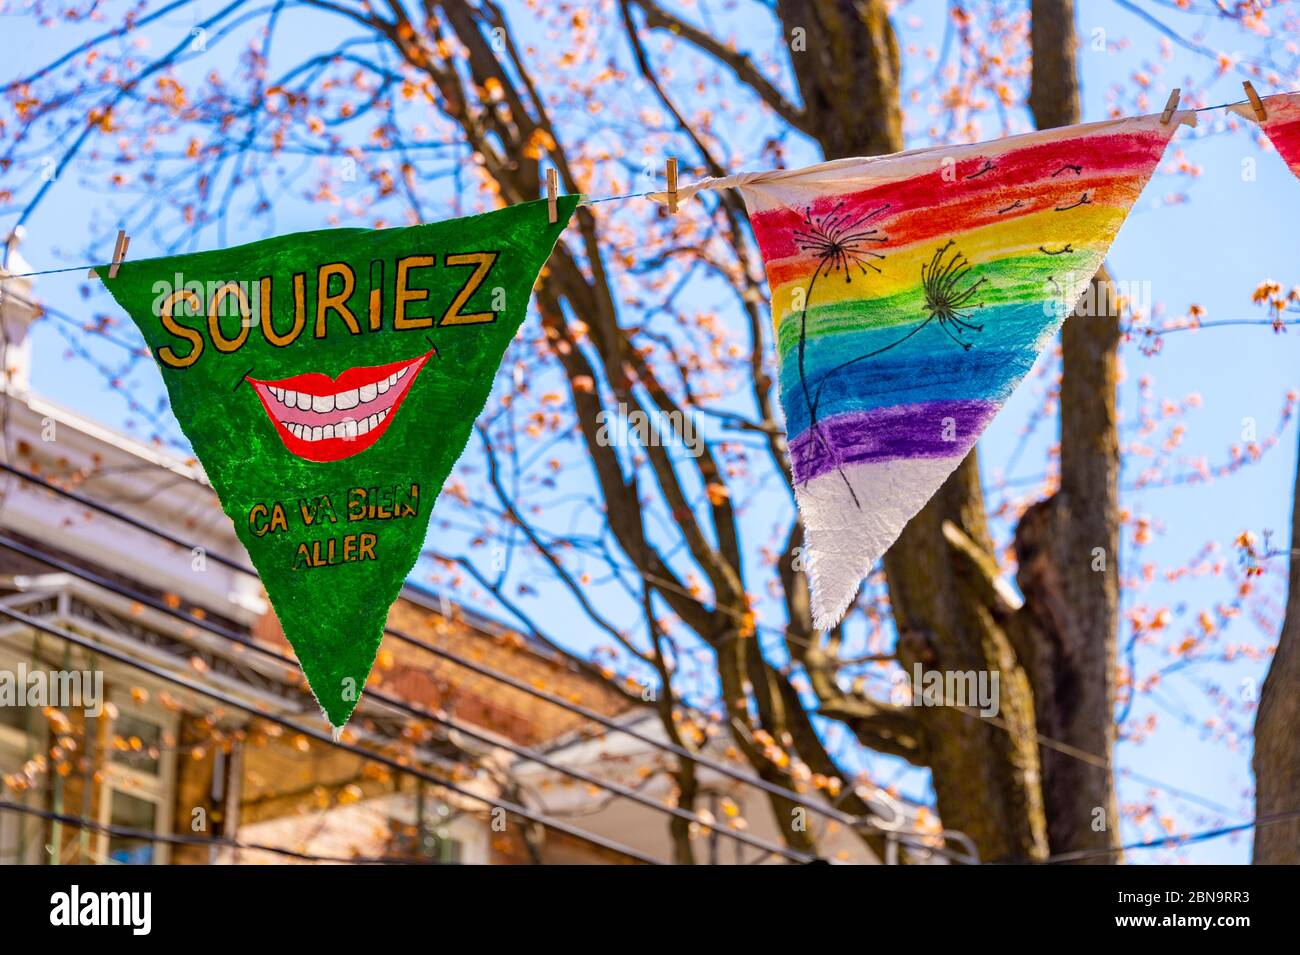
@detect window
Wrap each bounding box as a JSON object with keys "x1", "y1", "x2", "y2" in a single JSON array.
[
  {"x1": 388, "y1": 801, "x2": 464, "y2": 863},
  {"x1": 109, "y1": 712, "x2": 163, "y2": 776},
  {"x1": 390, "y1": 822, "x2": 463, "y2": 863},
  {"x1": 416, "y1": 827, "x2": 462, "y2": 863},
  {"x1": 97, "y1": 694, "x2": 177, "y2": 866},
  {"x1": 106, "y1": 791, "x2": 157, "y2": 865},
  {"x1": 0, "y1": 704, "x2": 36, "y2": 734},
  {"x1": 0, "y1": 652, "x2": 47, "y2": 865}
]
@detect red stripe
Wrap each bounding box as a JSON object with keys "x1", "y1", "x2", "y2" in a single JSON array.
[
  {"x1": 751, "y1": 129, "x2": 1167, "y2": 260},
  {"x1": 760, "y1": 173, "x2": 1147, "y2": 285},
  {"x1": 1263, "y1": 116, "x2": 1300, "y2": 173}
]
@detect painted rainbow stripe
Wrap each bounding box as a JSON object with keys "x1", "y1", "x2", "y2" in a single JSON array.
[
  {"x1": 734, "y1": 112, "x2": 1186, "y2": 627},
  {"x1": 1238, "y1": 92, "x2": 1300, "y2": 181}
]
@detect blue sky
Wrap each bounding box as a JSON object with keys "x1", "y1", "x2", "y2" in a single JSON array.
[{"x1": 4, "y1": 0, "x2": 1297, "y2": 862}]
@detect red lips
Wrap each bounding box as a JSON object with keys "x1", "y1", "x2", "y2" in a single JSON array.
[{"x1": 246, "y1": 352, "x2": 432, "y2": 462}]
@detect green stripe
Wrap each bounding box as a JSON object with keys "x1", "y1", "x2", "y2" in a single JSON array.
[{"x1": 775, "y1": 249, "x2": 1096, "y2": 353}]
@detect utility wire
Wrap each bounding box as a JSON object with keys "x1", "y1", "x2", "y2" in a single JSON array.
[
  {"x1": 1041, "y1": 808, "x2": 1300, "y2": 864},
  {"x1": 0, "y1": 62, "x2": 1277, "y2": 869},
  {"x1": 0, "y1": 460, "x2": 1238, "y2": 856},
  {"x1": 0, "y1": 87, "x2": 1292, "y2": 280},
  {"x1": 0, "y1": 602, "x2": 665, "y2": 866},
  {"x1": 0, "y1": 530, "x2": 816, "y2": 864},
  {"x1": 0, "y1": 800, "x2": 424, "y2": 865},
  {"x1": 0, "y1": 461, "x2": 882, "y2": 834}
]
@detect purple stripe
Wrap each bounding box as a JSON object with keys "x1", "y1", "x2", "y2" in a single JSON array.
[{"x1": 789, "y1": 400, "x2": 999, "y2": 483}]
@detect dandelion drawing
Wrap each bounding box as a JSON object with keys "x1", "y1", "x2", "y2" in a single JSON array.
[
  {"x1": 920, "y1": 240, "x2": 987, "y2": 351},
  {"x1": 802, "y1": 239, "x2": 989, "y2": 511},
  {"x1": 793, "y1": 201, "x2": 891, "y2": 506},
  {"x1": 791, "y1": 201, "x2": 890, "y2": 282},
  {"x1": 813, "y1": 240, "x2": 988, "y2": 419}
]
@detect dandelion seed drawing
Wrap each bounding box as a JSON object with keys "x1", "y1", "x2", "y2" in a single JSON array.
[
  {"x1": 792, "y1": 201, "x2": 891, "y2": 505},
  {"x1": 791, "y1": 201, "x2": 890, "y2": 283},
  {"x1": 812, "y1": 242, "x2": 986, "y2": 415},
  {"x1": 921, "y1": 240, "x2": 987, "y2": 351},
  {"x1": 804, "y1": 239, "x2": 989, "y2": 510}
]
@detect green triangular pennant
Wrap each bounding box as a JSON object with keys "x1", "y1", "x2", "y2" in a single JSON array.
[{"x1": 101, "y1": 198, "x2": 578, "y2": 727}]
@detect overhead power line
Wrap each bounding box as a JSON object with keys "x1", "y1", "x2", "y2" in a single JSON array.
[
  {"x1": 1, "y1": 460, "x2": 1244, "y2": 864},
  {"x1": 1042, "y1": 808, "x2": 1300, "y2": 864},
  {"x1": 0, "y1": 530, "x2": 817, "y2": 864},
  {"x1": 0, "y1": 461, "x2": 880, "y2": 833},
  {"x1": 1, "y1": 460, "x2": 1239, "y2": 861},
  {"x1": 0, "y1": 800, "x2": 423, "y2": 865},
  {"x1": 0, "y1": 602, "x2": 664, "y2": 866}
]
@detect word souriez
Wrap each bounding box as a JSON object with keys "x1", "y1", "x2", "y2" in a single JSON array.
[{"x1": 152, "y1": 251, "x2": 500, "y2": 369}]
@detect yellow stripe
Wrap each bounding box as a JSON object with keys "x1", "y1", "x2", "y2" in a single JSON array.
[{"x1": 768, "y1": 203, "x2": 1127, "y2": 318}]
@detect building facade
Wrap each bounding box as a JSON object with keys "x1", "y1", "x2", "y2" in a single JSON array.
[{"x1": 0, "y1": 246, "x2": 900, "y2": 865}]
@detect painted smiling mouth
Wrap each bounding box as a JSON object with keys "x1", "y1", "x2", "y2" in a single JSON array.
[{"x1": 246, "y1": 352, "x2": 432, "y2": 463}]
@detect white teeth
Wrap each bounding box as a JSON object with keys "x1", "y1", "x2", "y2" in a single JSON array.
[
  {"x1": 269, "y1": 362, "x2": 415, "y2": 443},
  {"x1": 282, "y1": 420, "x2": 370, "y2": 442}
]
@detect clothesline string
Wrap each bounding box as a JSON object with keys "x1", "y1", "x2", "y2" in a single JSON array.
[{"x1": 0, "y1": 88, "x2": 1293, "y2": 281}]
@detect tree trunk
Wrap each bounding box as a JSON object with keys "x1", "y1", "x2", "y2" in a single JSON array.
[
  {"x1": 419, "y1": 0, "x2": 1119, "y2": 863},
  {"x1": 884, "y1": 463, "x2": 1050, "y2": 861},
  {"x1": 1253, "y1": 425, "x2": 1300, "y2": 863},
  {"x1": 775, "y1": 0, "x2": 1050, "y2": 863},
  {"x1": 1015, "y1": 0, "x2": 1124, "y2": 862}
]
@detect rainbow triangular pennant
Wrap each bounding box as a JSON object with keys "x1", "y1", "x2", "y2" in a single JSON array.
[
  {"x1": 1231, "y1": 90, "x2": 1300, "y2": 180},
  {"x1": 716, "y1": 113, "x2": 1189, "y2": 628}
]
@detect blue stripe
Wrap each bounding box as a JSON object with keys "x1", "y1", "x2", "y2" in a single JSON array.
[{"x1": 780, "y1": 301, "x2": 1059, "y2": 437}]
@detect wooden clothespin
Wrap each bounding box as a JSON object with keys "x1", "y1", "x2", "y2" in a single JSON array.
[
  {"x1": 3, "y1": 229, "x2": 20, "y2": 272},
  {"x1": 1243, "y1": 81, "x2": 1267, "y2": 121},
  {"x1": 1160, "y1": 88, "x2": 1181, "y2": 125},
  {"x1": 88, "y1": 229, "x2": 129, "y2": 280},
  {"x1": 546, "y1": 168, "x2": 558, "y2": 224},
  {"x1": 666, "y1": 157, "x2": 679, "y2": 214}
]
